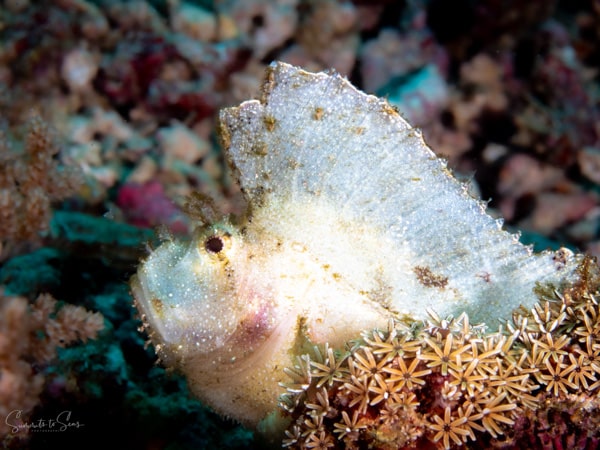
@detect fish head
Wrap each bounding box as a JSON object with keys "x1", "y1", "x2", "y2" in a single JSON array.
[
  {"x1": 131, "y1": 221, "x2": 271, "y2": 366},
  {"x1": 131, "y1": 211, "x2": 318, "y2": 431}
]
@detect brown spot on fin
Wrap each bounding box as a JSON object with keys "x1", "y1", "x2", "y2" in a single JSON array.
[{"x1": 414, "y1": 266, "x2": 448, "y2": 289}]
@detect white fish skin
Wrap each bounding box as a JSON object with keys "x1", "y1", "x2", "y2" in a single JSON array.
[{"x1": 131, "y1": 62, "x2": 582, "y2": 436}]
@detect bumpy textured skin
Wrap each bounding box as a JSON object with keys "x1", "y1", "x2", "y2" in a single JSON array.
[{"x1": 131, "y1": 62, "x2": 581, "y2": 439}]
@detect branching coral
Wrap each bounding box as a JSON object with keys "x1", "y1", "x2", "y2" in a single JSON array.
[
  {"x1": 280, "y1": 257, "x2": 600, "y2": 449},
  {"x1": 0, "y1": 116, "x2": 80, "y2": 256},
  {"x1": 0, "y1": 289, "x2": 103, "y2": 446}
]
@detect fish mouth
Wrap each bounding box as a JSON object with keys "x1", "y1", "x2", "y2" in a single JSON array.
[
  {"x1": 130, "y1": 271, "x2": 188, "y2": 363},
  {"x1": 132, "y1": 266, "x2": 293, "y2": 375},
  {"x1": 130, "y1": 273, "x2": 164, "y2": 343}
]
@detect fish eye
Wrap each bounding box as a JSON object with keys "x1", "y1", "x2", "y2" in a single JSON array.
[{"x1": 205, "y1": 236, "x2": 224, "y2": 253}]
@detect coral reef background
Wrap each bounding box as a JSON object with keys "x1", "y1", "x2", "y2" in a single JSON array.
[{"x1": 2, "y1": 0, "x2": 600, "y2": 449}]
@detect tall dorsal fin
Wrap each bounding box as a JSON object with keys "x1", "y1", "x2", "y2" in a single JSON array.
[{"x1": 219, "y1": 61, "x2": 581, "y2": 323}]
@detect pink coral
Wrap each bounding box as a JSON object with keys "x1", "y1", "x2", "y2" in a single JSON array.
[{"x1": 116, "y1": 181, "x2": 190, "y2": 234}]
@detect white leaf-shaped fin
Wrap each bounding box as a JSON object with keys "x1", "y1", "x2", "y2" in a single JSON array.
[{"x1": 219, "y1": 62, "x2": 581, "y2": 323}]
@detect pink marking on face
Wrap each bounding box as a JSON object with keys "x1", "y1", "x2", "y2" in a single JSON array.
[{"x1": 227, "y1": 297, "x2": 275, "y2": 352}]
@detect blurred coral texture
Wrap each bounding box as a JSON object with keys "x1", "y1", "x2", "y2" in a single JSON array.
[
  {"x1": 2, "y1": 0, "x2": 600, "y2": 448},
  {"x1": 0, "y1": 291, "x2": 103, "y2": 442}
]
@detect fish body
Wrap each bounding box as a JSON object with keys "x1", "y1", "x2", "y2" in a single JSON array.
[{"x1": 131, "y1": 62, "x2": 581, "y2": 436}]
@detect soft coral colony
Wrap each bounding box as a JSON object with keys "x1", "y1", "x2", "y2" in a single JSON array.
[
  {"x1": 0, "y1": 290, "x2": 104, "y2": 445},
  {"x1": 280, "y1": 257, "x2": 600, "y2": 449},
  {"x1": 0, "y1": 118, "x2": 104, "y2": 446}
]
